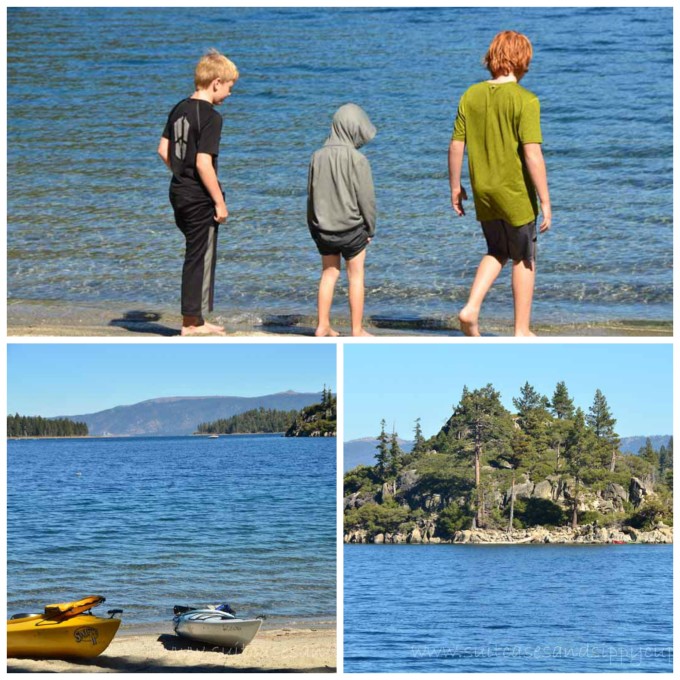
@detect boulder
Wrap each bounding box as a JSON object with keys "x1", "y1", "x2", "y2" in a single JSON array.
[
  {"x1": 344, "y1": 492, "x2": 375, "y2": 511},
  {"x1": 532, "y1": 480, "x2": 553, "y2": 500},
  {"x1": 454, "y1": 530, "x2": 472, "y2": 544},
  {"x1": 408, "y1": 527, "x2": 423, "y2": 544},
  {"x1": 602, "y1": 483, "x2": 628, "y2": 504},
  {"x1": 424, "y1": 494, "x2": 443, "y2": 510},
  {"x1": 504, "y1": 480, "x2": 534, "y2": 504},
  {"x1": 396, "y1": 469, "x2": 419, "y2": 493},
  {"x1": 381, "y1": 481, "x2": 396, "y2": 500},
  {"x1": 629, "y1": 477, "x2": 654, "y2": 506},
  {"x1": 373, "y1": 533, "x2": 384, "y2": 544}
]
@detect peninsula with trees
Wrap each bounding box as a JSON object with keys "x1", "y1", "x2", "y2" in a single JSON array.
[
  {"x1": 196, "y1": 407, "x2": 299, "y2": 435},
  {"x1": 344, "y1": 382, "x2": 672, "y2": 545},
  {"x1": 8, "y1": 414, "x2": 89, "y2": 438}
]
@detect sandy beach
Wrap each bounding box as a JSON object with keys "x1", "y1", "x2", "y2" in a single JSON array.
[
  {"x1": 8, "y1": 299, "x2": 672, "y2": 337},
  {"x1": 7, "y1": 625, "x2": 336, "y2": 673}
]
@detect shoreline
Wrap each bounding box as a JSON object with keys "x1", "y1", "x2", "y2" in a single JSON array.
[
  {"x1": 344, "y1": 524, "x2": 673, "y2": 545},
  {"x1": 7, "y1": 623, "x2": 336, "y2": 673},
  {"x1": 8, "y1": 298, "x2": 672, "y2": 337}
]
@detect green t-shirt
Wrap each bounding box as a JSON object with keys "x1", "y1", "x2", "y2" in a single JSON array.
[{"x1": 452, "y1": 81, "x2": 543, "y2": 226}]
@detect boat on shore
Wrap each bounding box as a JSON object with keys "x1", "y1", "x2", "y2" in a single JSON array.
[
  {"x1": 7, "y1": 595, "x2": 123, "y2": 659},
  {"x1": 173, "y1": 604, "x2": 262, "y2": 650}
]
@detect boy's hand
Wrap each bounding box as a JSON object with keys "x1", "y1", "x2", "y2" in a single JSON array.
[
  {"x1": 451, "y1": 185, "x2": 468, "y2": 216},
  {"x1": 214, "y1": 201, "x2": 228, "y2": 223},
  {"x1": 539, "y1": 203, "x2": 552, "y2": 232}
]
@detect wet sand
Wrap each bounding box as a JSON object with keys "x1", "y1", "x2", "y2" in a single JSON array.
[
  {"x1": 7, "y1": 299, "x2": 672, "y2": 337},
  {"x1": 7, "y1": 626, "x2": 336, "y2": 673}
]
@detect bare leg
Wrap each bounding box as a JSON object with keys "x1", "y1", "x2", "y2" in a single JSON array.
[
  {"x1": 459, "y1": 255, "x2": 506, "y2": 336},
  {"x1": 316, "y1": 255, "x2": 341, "y2": 337},
  {"x1": 512, "y1": 259, "x2": 536, "y2": 336},
  {"x1": 346, "y1": 248, "x2": 372, "y2": 337}
]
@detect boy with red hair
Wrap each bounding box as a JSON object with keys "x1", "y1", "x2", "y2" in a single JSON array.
[{"x1": 449, "y1": 30, "x2": 551, "y2": 336}]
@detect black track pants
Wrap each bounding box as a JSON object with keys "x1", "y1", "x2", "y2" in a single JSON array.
[{"x1": 172, "y1": 200, "x2": 219, "y2": 319}]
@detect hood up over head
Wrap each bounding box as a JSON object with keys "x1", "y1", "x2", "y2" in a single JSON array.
[{"x1": 326, "y1": 103, "x2": 377, "y2": 149}]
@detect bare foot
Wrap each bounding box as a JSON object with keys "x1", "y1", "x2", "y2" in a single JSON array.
[
  {"x1": 181, "y1": 323, "x2": 227, "y2": 337},
  {"x1": 351, "y1": 328, "x2": 374, "y2": 337},
  {"x1": 515, "y1": 330, "x2": 536, "y2": 337},
  {"x1": 314, "y1": 326, "x2": 340, "y2": 337},
  {"x1": 458, "y1": 305, "x2": 481, "y2": 337}
]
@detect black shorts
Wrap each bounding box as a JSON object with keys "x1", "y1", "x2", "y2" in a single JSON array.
[
  {"x1": 312, "y1": 225, "x2": 370, "y2": 260},
  {"x1": 481, "y1": 219, "x2": 537, "y2": 262}
]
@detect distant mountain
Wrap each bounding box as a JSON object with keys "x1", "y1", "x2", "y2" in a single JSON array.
[
  {"x1": 59, "y1": 392, "x2": 321, "y2": 436},
  {"x1": 344, "y1": 438, "x2": 413, "y2": 472},
  {"x1": 619, "y1": 435, "x2": 672, "y2": 455}
]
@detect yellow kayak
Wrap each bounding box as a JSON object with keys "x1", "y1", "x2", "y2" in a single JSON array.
[{"x1": 7, "y1": 596, "x2": 122, "y2": 659}]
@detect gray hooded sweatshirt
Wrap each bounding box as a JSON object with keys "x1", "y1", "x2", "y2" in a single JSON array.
[{"x1": 307, "y1": 103, "x2": 377, "y2": 236}]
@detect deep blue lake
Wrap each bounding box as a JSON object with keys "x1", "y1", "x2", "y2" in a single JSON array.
[
  {"x1": 7, "y1": 7, "x2": 672, "y2": 327},
  {"x1": 344, "y1": 544, "x2": 673, "y2": 673},
  {"x1": 7, "y1": 435, "x2": 336, "y2": 627}
]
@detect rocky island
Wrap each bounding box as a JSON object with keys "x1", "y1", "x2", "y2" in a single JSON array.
[
  {"x1": 286, "y1": 387, "x2": 336, "y2": 437},
  {"x1": 344, "y1": 382, "x2": 672, "y2": 545}
]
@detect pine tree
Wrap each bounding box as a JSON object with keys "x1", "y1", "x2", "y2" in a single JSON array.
[
  {"x1": 389, "y1": 430, "x2": 402, "y2": 476},
  {"x1": 375, "y1": 419, "x2": 390, "y2": 479},
  {"x1": 639, "y1": 437, "x2": 659, "y2": 483},
  {"x1": 551, "y1": 381, "x2": 575, "y2": 420},
  {"x1": 564, "y1": 408, "x2": 598, "y2": 528},
  {"x1": 440, "y1": 385, "x2": 514, "y2": 528},
  {"x1": 506, "y1": 430, "x2": 536, "y2": 532},
  {"x1": 587, "y1": 389, "x2": 620, "y2": 471},
  {"x1": 512, "y1": 382, "x2": 552, "y2": 475},
  {"x1": 412, "y1": 418, "x2": 426, "y2": 454}
]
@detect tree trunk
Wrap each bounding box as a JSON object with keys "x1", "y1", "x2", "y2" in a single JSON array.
[
  {"x1": 571, "y1": 479, "x2": 579, "y2": 529},
  {"x1": 508, "y1": 472, "x2": 516, "y2": 533},
  {"x1": 609, "y1": 446, "x2": 616, "y2": 472},
  {"x1": 556, "y1": 442, "x2": 560, "y2": 472},
  {"x1": 474, "y1": 442, "x2": 483, "y2": 528}
]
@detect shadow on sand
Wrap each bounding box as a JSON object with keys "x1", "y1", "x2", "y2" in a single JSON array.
[
  {"x1": 7, "y1": 635, "x2": 335, "y2": 673},
  {"x1": 108, "y1": 311, "x2": 179, "y2": 337}
]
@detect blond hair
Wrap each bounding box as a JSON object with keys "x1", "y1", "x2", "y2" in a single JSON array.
[
  {"x1": 483, "y1": 31, "x2": 533, "y2": 78},
  {"x1": 194, "y1": 49, "x2": 239, "y2": 89}
]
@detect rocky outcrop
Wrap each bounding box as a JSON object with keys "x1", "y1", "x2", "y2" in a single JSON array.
[
  {"x1": 629, "y1": 477, "x2": 654, "y2": 506},
  {"x1": 344, "y1": 491, "x2": 375, "y2": 511},
  {"x1": 532, "y1": 480, "x2": 553, "y2": 500},
  {"x1": 344, "y1": 523, "x2": 672, "y2": 545}
]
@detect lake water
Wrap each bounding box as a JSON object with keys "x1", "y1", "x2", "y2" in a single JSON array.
[
  {"x1": 7, "y1": 435, "x2": 336, "y2": 627},
  {"x1": 7, "y1": 7, "x2": 672, "y2": 328},
  {"x1": 344, "y1": 544, "x2": 673, "y2": 673}
]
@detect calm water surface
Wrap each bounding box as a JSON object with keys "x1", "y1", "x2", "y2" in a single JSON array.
[
  {"x1": 7, "y1": 436, "x2": 336, "y2": 626},
  {"x1": 7, "y1": 7, "x2": 672, "y2": 325},
  {"x1": 344, "y1": 544, "x2": 672, "y2": 673}
]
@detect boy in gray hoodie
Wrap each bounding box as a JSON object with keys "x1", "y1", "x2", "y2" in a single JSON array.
[{"x1": 307, "y1": 103, "x2": 377, "y2": 337}]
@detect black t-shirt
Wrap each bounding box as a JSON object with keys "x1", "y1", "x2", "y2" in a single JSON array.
[{"x1": 162, "y1": 98, "x2": 223, "y2": 205}]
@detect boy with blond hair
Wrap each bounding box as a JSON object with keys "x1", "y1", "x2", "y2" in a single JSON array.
[
  {"x1": 158, "y1": 49, "x2": 238, "y2": 336},
  {"x1": 449, "y1": 30, "x2": 551, "y2": 337}
]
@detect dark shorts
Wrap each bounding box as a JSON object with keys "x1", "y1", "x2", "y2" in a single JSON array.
[
  {"x1": 481, "y1": 219, "x2": 537, "y2": 262},
  {"x1": 312, "y1": 225, "x2": 369, "y2": 260}
]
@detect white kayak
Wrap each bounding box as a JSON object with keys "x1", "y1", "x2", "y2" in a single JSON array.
[{"x1": 173, "y1": 608, "x2": 262, "y2": 650}]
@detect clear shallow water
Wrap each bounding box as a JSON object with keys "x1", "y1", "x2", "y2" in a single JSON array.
[
  {"x1": 7, "y1": 436, "x2": 336, "y2": 626},
  {"x1": 7, "y1": 7, "x2": 672, "y2": 325},
  {"x1": 344, "y1": 544, "x2": 672, "y2": 673}
]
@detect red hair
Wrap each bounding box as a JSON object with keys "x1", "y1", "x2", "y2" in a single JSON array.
[{"x1": 483, "y1": 31, "x2": 533, "y2": 78}]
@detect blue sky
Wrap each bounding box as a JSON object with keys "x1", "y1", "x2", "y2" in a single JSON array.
[
  {"x1": 8, "y1": 344, "x2": 336, "y2": 416},
  {"x1": 344, "y1": 344, "x2": 672, "y2": 441}
]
